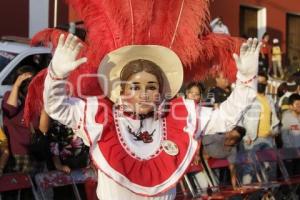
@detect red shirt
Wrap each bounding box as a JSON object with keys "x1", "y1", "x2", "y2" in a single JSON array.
[
  {"x1": 261, "y1": 40, "x2": 270, "y2": 55},
  {"x1": 2, "y1": 92, "x2": 38, "y2": 155}
]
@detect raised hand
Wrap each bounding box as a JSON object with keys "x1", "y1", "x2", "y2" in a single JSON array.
[
  {"x1": 233, "y1": 38, "x2": 262, "y2": 82},
  {"x1": 13, "y1": 72, "x2": 32, "y2": 88},
  {"x1": 50, "y1": 34, "x2": 87, "y2": 78}
]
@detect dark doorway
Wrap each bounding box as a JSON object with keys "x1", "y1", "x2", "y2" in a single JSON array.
[
  {"x1": 240, "y1": 6, "x2": 258, "y2": 38},
  {"x1": 287, "y1": 14, "x2": 300, "y2": 73}
]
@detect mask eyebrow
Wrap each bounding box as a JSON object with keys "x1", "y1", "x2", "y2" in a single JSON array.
[
  {"x1": 147, "y1": 81, "x2": 158, "y2": 84},
  {"x1": 131, "y1": 82, "x2": 141, "y2": 85}
]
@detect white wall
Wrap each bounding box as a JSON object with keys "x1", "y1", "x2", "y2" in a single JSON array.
[
  {"x1": 29, "y1": 0, "x2": 49, "y2": 38},
  {"x1": 257, "y1": 8, "x2": 267, "y2": 40}
]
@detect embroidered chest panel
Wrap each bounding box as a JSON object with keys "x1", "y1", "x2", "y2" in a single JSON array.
[{"x1": 113, "y1": 110, "x2": 167, "y2": 160}]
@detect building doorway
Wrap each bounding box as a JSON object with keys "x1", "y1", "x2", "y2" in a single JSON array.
[
  {"x1": 287, "y1": 14, "x2": 300, "y2": 73},
  {"x1": 240, "y1": 6, "x2": 258, "y2": 38}
]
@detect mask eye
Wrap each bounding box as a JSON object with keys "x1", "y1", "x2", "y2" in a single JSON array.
[
  {"x1": 147, "y1": 86, "x2": 157, "y2": 90},
  {"x1": 130, "y1": 85, "x2": 140, "y2": 91}
]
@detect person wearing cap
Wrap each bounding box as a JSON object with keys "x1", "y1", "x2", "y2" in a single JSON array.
[
  {"x1": 278, "y1": 77, "x2": 299, "y2": 113},
  {"x1": 43, "y1": 33, "x2": 260, "y2": 199},
  {"x1": 210, "y1": 17, "x2": 230, "y2": 35},
  {"x1": 271, "y1": 38, "x2": 284, "y2": 79}
]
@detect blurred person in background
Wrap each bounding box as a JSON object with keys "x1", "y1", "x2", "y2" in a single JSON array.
[
  {"x1": 210, "y1": 17, "x2": 230, "y2": 35},
  {"x1": 184, "y1": 81, "x2": 204, "y2": 104},
  {"x1": 38, "y1": 109, "x2": 94, "y2": 200},
  {"x1": 259, "y1": 33, "x2": 271, "y2": 74},
  {"x1": 201, "y1": 126, "x2": 246, "y2": 190},
  {"x1": 207, "y1": 72, "x2": 231, "y2": 108},
  {"x1": 241, "y1": 71, "x2": 280, "y2": 184},
  {"x1": 271, "y1": 38, "x2": 284, "y2": 79},
  {"x1": 281, "y1": 94, "x2": 300, "y2": 149},
  {"x1": 2, "y1": 65, "x2": 37, "y2": 173},
  {"x1": 281, "y1": 94, "x2": 300, "y2": 177},
  {"x1": 206, "y1": 72, "x2": 232, "y2": 185},
  {"x1": 278, "y1": 77, "x2": 299, "y2": 113}
]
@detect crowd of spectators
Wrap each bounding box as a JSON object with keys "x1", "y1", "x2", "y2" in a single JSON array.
[{"x1": 0, "y1": 60, "x2": 300, "y2": 199}]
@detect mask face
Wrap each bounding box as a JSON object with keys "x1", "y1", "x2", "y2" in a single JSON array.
[
  {"x1": 122, "y1": 71, "x2": 160, "y2": 115},
  {"x1": 257, "y1": 83, "x2": 267, "y2": 94}
]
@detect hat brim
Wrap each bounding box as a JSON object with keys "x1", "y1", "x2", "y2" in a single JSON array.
[{"x1": 98, "y1": 45, "x2": 184, "y2": 103}]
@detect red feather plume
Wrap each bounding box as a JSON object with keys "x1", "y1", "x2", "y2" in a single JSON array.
[
  {"x1": 24, "y1": 0, "x2": 243, "y2": 124},
  {"x1": 31, "y1": 28, "x2": 69, "y2": 50},
  {"x1": 24, "y1": 68, "x2": 48, "y2": 125}
]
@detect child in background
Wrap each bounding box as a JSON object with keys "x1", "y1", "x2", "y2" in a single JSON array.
[
  {"x1": 281, "y1": 94, "x2": 300, "y2": 176},
  {"x1": 281, "y1": 94, "x2": 300, "y2": 149},
  {"x1": 271, "y1": 38, "x2": 284, "y2": 79},
  {"x1": 185, "y1": 81, "x2": 204, "y2": 104}
]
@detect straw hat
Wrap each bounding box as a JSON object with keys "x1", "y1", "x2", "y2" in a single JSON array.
[{"x1": 98, "y1": 45, "x2": 184, "y2": 103}]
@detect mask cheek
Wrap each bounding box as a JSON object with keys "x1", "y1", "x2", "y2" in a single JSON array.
[{"x1": 153, "y1": 93, "x2": 161, "y2": 102}]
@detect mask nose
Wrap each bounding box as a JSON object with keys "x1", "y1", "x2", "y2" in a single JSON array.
[{"x1": 140, "y1": 91, "x2": 149, "y2": 101}]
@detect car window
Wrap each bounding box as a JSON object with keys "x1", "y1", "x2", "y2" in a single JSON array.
[
  {"x1": 0, "y1": 51, "x2": 18, "y2": 73},
  {"x1": 2, "y1": 53, "x2": 52, "y2": 85}
]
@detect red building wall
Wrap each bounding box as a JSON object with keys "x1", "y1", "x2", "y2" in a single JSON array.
[
  {"x1": 0, "y1": 0, "x2": 69, "y2": 38},
  {"x1": 209, "y1": 0, "x2": 300, "y2": 52},
  {"x1": 0, "y1": 0, "x2": 29, "y2": 37}
]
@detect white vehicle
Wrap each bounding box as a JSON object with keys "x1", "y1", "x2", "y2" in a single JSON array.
[{"x1": 0, "y1": 36, "x2": 52, "y2": 124}]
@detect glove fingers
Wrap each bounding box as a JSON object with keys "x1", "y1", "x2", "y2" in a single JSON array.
[
  {"x1": 73, "y1": 43, "x2": 84, "y2": 58},
  {"x1": 64, "y1": 34, "x2": 74, "y2": 49},
  {"x1": 245, "y1": 38, "x2": 253, "y2": 56},
  {"x1": 71, "y1": 57, "x2": 88, "y2": 71},
  {"x1": 251, "y1": 38, "x2": 258, "y2": 53},
  {"x1": 69, "y1": 36, "x2": 78, "y2": 51},
  {"x1": 57, "y1": 34, "x2": 65, "y2": 49},
  {"x1": 240, "y1": 42, "x2": 248, "y2": 57}
]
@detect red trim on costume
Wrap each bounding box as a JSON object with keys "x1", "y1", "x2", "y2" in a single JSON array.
[
  {"x1": 48, "y1": 69, "x2": 66, "y2": 80},
  {"x1": 97, "y1": 120, "x2": 190, "y2": 187},
  {"x1": 82, "y1": 99, "x2": 92, "y2": 146},
  {"x1": 84, "y1": 97, "x2": 199, "y2": 196},
  {"x1": 240, "y1": 75, "x2": 257, "y2": 84}
]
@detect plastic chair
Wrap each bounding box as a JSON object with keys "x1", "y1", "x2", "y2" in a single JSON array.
[
  {"x1": 254, "y1": 148, "x2": 295, "y2": 199},
  {"x1": 0, "y1": 172, "x2": 38, "y2": 200},
  {"x1": 203, "y1": 151, "x2": 263, "y2": 200},
  {"x1": 255, "y1": 148, "x2": 289, "y2": 183},
  {"x1": 34, "y1": 168, "x2": 96, "y2": 200},
  {"x1": 277, "y1": 147, "x2": 300, "y2": 180},
  {"x1": 276, "y1": 148, "x2": 300, "y2": 199}
]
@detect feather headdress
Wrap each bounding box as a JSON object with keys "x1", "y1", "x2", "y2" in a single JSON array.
[{"x1": 25, "y1": 0, "x2": 241, "y2": 124}]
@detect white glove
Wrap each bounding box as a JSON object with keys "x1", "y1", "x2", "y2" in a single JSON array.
[
  {"x1": 50, "y1": 34, "x2": 87, "y2": 79},
  {"x1": 233, "y1": 38, "x2": 262, "y2": 82}
]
